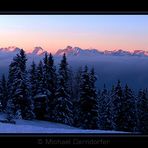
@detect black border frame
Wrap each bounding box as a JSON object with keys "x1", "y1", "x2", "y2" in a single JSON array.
[{"x1": 1, "y1": 1, "x2": 148, "y2": 145}]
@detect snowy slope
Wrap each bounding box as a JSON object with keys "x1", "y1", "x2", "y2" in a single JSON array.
[{"x1": 0, "y1": 114, "x2": 126, "y2": 133}]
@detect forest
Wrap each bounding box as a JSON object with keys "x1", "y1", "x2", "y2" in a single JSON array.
[{"x1": 0, "y1": 49, "x2": 148, "y2": 134}]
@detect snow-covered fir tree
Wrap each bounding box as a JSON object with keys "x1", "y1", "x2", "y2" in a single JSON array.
[
  {"x1": 42, "y1": 52, "x2": 57, "y2": 121},
  {"x1": 0, "y1": 74, "x2": 8, "y2": 112},
  {"x1": 55, "y1": 53, "x2": 73, "y2": 126},
  {"x1": 73, "y1": 67, "x2": 82, "y2": 101},
  {"x1": 0, "y1": 74, "x2": 8, "y2": 111},
  {"x1": 137, "y1": 89, "x2": 148, "y2": 133},
  {"x1": 17, "y1": 49, "x2": 34, "y2": 119},
  {"x1": 79, "y1": 66, "x2": 98, "y2": 129},
  {"x1": 109, "y1": 84, "x2": 115, "y2": 129},
  {"x1": 43, "y1": 52, "x2": 51, "y2": 96},
  {"x1": 73, "y1": 67, "x2": 82, "y2": 127},
  {"x1": 122, "y1": 84, "x2": 137, "y2": 132},
  {"x1": 29, "y1": 61, "x2": 38, "y2": 98},
  {"x1": 36, "y1": 60, "x2": 45, "y2": 95},
  {"x1": 42, "y1": 52, "x2": 51, "y2": 118},
  {"x1": 7, "y1": 49, "x2": 34, "y2": 120},
  {"x1": 98, "y1": 84, "x2": 112, "y2": 130},
  {"x1": 46, "y1": 53, "x2": 57, "y2": 121},
  {"x1": 12, "y1": 50, "x2": 27, "y2": 119},
  {"x1": 25, "y1": 73, "x2": 35, "y2": 120},
  {"x1": 89, "y1": 67, "x2": 99, "y2": 128},
  {"x1": 6, "y1": 61, "x2": 17, "y2": 118},
  {"x1": 7, "y1": 58, "x2": 23, "y2": 118},
  {"x1": 111, "y1": 80, "x2": 124, "y2": 131},
  {"x1": 28, "y1": 61, "x2": 39, "y2": 119},
  {"x1": 134, "y1": 93, "x2": 139, "y2": 132},
  {"x1": 33, "y1": 60, "x2": 48, "y2": 120},
  {"x1": 68, "y1": 67, "x2": 74, "y2": 97},
  {"x1": 67, "y1": 67, "x2": 75, "y2": 124}
]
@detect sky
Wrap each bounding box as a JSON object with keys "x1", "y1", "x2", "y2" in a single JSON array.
[{"x1": 0, "y1": 15, "x2": 148, "y2": 53}]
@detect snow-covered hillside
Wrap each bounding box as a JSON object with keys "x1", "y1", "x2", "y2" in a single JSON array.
[{"x1": 0, "y1": 114, "x2": 126, "y2": 133}]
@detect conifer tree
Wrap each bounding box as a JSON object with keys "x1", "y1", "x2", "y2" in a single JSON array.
[
  {"x1": 137, "y1": 89, "x2": 148, "y2": 133},
  {"x1": 79, "y1": 66, "x2": 98, "y2": 129},
  {"x1": 122, "y1": 84, "x2": 137, "y2": 132},
  {"x1": 55, "y1": 53, "x2": 73, "y2": 125},
  {"x1": 6, "y1": 61, "x2": 17, "y2": 117},
  {"x1": 36, "y1": 60, "x2": 44, "y2": 95},
  {"x1": 47, "y1": 53, "x2": 57, "y2": 121},
  {"x1": 29, "y1": 61, "x2": 38, "y2": 97},
  {"x1": 73, "y1": 67, "x2": 82, "y2": 127},
  {"x1": 111, "y1": 80, "x2": 123, "y2": 131},
  {"x1": 28, "y1": 61, "x2": 38, "y2": 119},
  {"x1": 0, "y1": 74, "x2": 8, "y2": 111},
  {"x1": 98, "y1": 84, "x2": 112, "y2": 130},
  {"x1": 43, "y1": 52, "x2": 51, "y2": 96},
  {"x1": 7, "y1": 49, "x2": 34, "y2": 119},
  {"x1": 33, "y1": 60, "x2": 47, "y2": 120}
]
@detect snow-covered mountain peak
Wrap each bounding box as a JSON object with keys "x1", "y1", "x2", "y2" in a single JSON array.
[
  {"x1": 55, "y1": 47, "x2": 148, "y2": 57},
  {"x1": 1, "y1": 45, "x2": 148, "y2": 58},
  {"x1": 55, "y1": 46, "x2": 101, "y2": 56},
  {"x1": 105, "y1": 49, "x2": 132, "y2": 56},
  {"x1": 0, "y1": 46, "x2": 21, "y2": 52},
  {"x1": 55, "y1": 46, "x2": 78, "y2": 56},
  {"x1": 32, "y1": 47, "x2": 45, "y2": 55}
]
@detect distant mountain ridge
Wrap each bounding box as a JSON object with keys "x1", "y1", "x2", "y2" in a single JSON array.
[
  {"x1": 1, "y1": 46, "x2": 148, "y2": 91},
  {"x1": 55, "y1": 46, "x2": 148, "y2": 57},
  {"x1": 0, "y1": 46, "x2": 46, "y2": 56},
  {"x1": 1, "y1": 46, "x2": 148, "y2": 57},
  {"x1": 0, "y1": 46, "x2": 21, "y2": 53}
]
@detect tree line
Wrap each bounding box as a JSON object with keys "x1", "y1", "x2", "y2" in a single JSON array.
[{"x1": 0, "y1": 49, "x2": 148, "y2": 133}]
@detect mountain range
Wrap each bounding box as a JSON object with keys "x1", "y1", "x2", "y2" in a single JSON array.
[
  {"x1": 55, "y1": 46, "x2": 148, "y2": 57},
  {"x1": 1, "y1": 46, "x2": 148, "y2": 57},
  {"x1": 1, "y1": 46, "x2": 148, "y2": 91}
]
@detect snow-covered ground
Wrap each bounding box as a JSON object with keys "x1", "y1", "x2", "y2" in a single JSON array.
[{"x1": 0, "y1": 113, "x2": 127, "y2": 133}]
